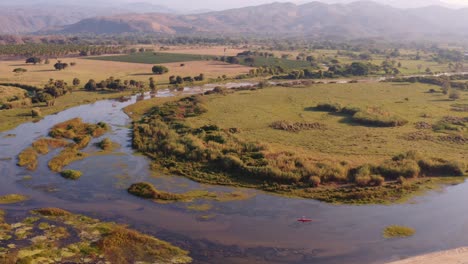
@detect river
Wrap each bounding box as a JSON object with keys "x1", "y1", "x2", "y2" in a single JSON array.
[{"x1": 1, "y1": 83, "x2": 468, "y2": 264}]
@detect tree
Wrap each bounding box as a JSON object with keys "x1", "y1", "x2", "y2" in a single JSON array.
[
  {"x1": 348, "y1": 62, "x2": 370, "y2": 76},
  {"x1": 194, "y1": 73, "x2": 205, "y2": 81},
  {"x1": 149, "y1": 77, "x2": 156, "y2": 91},
  {"x1": 425, "y1": 67, "x2": 432, "y2": 74},
  {"x1": 244, "y1": 57, "x2": 255, "y2": 64},
  {"x1": 26, "y1": 57, "x2": 41, "y2": 65},
  {"x1": 225, "y1": 56, "x2": 240, "y2": 64},
  {"x1": 441, "y1": 79, "x2": 451, "y2": 95},
  {"x1": 176, "y1": 76, "x2": 184, "y2": 84},
  {"x1": 84, "y1": 79, "x2": 97, "y2": 91},
  {"x1": 54, "y1": 61, "x2": 68, "y2": 71},
  {"x1": 306, "y1": 55, "x2": 316, "y2": 62},
  {"x1": 152, "y1": 65, "x2": 169, "y2": 75},
  {"x1": 73, "y1": 78, "x2": 81, "y2": 86},
  {"x1": 449, "y1": 89, "x2": 461, "y2": 100}
]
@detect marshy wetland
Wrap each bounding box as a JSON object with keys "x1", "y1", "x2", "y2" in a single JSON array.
[{"x1": 0, "y1": 79, "x2": 466, "y2": 263}]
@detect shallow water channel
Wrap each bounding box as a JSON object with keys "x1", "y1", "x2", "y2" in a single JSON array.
[{"x1": 1, "y1": 83, "x2": 468, "y2": 264}]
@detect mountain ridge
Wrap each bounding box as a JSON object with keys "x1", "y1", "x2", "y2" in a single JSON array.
[{"x1": 47, "y1": 1, "x2": 468, "y2": 40}]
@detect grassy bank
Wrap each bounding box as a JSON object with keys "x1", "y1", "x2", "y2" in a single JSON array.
[
  {"x1": 125, "y1": 82, "x2": 467, "y2": 204},
  {"x1": 0, "y1": 89, "x2": 129, "y2": 132}
]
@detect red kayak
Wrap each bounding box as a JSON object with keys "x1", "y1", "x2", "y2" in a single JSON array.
[{"x1": 297, "y1": 217, "x2": 314, "y2": 223}]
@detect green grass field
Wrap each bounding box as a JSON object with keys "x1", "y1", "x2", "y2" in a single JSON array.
[
  {"x1": 238, "y1": 56, "x2": 313, "y2": 70},
  {"x1": 186, "y1": 82, "x2": 467, "y2": 164},
  {"x1": 86, "y1": 52, "x2": 215, "y2": 64}
]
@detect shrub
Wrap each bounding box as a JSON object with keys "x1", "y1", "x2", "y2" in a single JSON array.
[
  {"x1": 61, "y1": 170, "x2": 83, "y2": 180},
  {"x1": 31, "y1": 108, "x2": 42, "y2": 117},
  {"x1": 352, "y1": 110, "x2": 408, "y2": 127},
  {"x1": 17, "y1": 148, "x2": 38, "y2": 171},
  {"x1": 370, "y1": 175, "x2": 385, "y2": 186},
  {"x1": 128, "y1": 182, "x2": 183, "y2": 201},
  {"x1": 418, "y1": 158, "x2": 465, "y2": 176},
  {"x1": 270, "y1": 121, "x2": 325, "y2": 132},
  {"x1": 396, "y1": 176, "x2": 406, "y2": 185},
  {"x1": 152, "y1": 65, "x2": 169, "y2": 75},
  {"x1": 355, "y1": 174, "x2": 371, "y2": 186},
  {"x1": 315, "y1": 103, "x2": 342, "y2": 112},
  {"x1": 309, "y1": 176, "x2": 321, "y2": 187},
  {"x1": 98, "y1": 138, "x2": 113, "y2": 151},
  {"x1": 378, "y1": 159, "x2": 420, "y2": 179},
  {"x1": 34, "y1": 208, "x2": 71, "y2": 216},
  {"x1": 449, "y1": 90, "x2": 461, "y2": 100},
  {"x1": 383, "y1": 225, "x2": 415, "y2": 238},
  {"x1": 341, "y1": 106, "x2": 361, "y2": 115}
]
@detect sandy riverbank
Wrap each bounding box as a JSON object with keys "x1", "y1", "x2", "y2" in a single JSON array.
[{"x1": 387, "y1": 247, "x2": 468, "y2": 264}]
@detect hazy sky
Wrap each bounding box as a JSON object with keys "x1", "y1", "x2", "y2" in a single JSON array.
[
  {"x1": 126, "y1": 0, "x2": 468, "y2": 10},
  {"x1": 3, "y1": 0, "x2": 468, "y2": 10}
]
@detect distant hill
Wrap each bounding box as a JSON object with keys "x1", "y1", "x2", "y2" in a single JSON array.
[
  {"x1": 52, "y1": 1, "x2": 468, "y2": 40},
  {"x1": 0, "y1": 1, "x2": 174, "y2": 34}
]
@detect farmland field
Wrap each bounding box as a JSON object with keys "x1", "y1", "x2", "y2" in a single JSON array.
[
  {"x1": 86, "y1": 52, "x2": 216, "y2": 64},
  {"x1": 0, "y1": 58, "x2": 252, "y2": 87},
  {"x1": 238, "y1": 55, "x2": 313, "y2": 69}
]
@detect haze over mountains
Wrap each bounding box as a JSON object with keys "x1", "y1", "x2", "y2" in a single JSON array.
[{"x1": 1, "y1": 0, "x2": 468, "y2": 41}]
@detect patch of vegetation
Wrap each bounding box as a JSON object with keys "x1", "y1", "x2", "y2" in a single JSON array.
[
  {"x1": 383, "y1": 225, "x2": 416, "y2": 238},
  {"x1": 315, "y1": 103, "x2": 408, "y2": 127},
  {"x1": 0, "y1": 194, "x2": 29, "y2": 204},
  {"x1": 128, "y1": 182, "x2": 251, "y2": 203},
  {"x1": 17, "y1": 148, "x2": 38, "y2": 171},
  {"x1": 87, "y1": 52, "x2": 214, "y2": 64},
  {"x1": 130, "y1": 90, "x2": 465, "y2": 204},
  {"x1": 352, "y1": 107, "x2": 408, "y2": 127},
  {"x1": 17, "y1": 118, "x2": 110, "y2": 172},
  {"x1": 97, "y1": 138, "x2": 114, "y2": 151},
  {"x1": 0, "y1": 208, "x2": 192, "y2": 264},
  {"x1": 48, "y1": 148, "x2": 87, "y2": 173},
  {"x1": 60, "y1": 170, "x2": 83, "y2": 180},
  {"x1": 270, "y1": 120, "x2": 326, "y2": 132},
  {"x1": 32, "y1": 138, "x2": 70, "y2": 154}
]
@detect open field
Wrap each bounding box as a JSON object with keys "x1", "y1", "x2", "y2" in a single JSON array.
[
  {"x1": 187, "y1": 82, "x2": 467, "y2": 163},
  {"x1": 0, "y1": 58, "x2": 252, "y2": 87},
  {"x1": 86, "y1": 52, "x2": 216, "y2": 64},
  {"x1": 127, "y1": 81, "x2": 467, "y2": 204},
  {"x1": 238, "y1": 56, "x2": 312, "y2": 69},
  {"x1": 159, "y1": 46, "x2": 246, "y2": 56}
]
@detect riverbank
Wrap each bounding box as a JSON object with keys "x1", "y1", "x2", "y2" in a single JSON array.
[
  {"x1": 387, "y1": 248, "x2": 468, "y2": 264},
  {"x1": 125, "y1": 82, "x2": 467, "y2": 204},
  {"x1": 0, "y1": 89, "x2": 131, "y2": 132}
]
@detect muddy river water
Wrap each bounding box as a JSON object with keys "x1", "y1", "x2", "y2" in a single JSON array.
[{"x1": 1, "y1": 83, "x2": 468, "y2": 264}]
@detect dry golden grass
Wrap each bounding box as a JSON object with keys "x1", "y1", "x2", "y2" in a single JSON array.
[
  {"x1": 0, "y1": 85, "x2": 26, "y2": 103},
  {"x1": 0, "y1": 58, "x2": 252, "y2": 86}
]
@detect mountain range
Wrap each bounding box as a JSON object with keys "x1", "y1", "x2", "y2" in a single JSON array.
[
  {"x1": 1, "y1": 1, "x2": 468, "y2": 41},
  {"x1": 53, "y1": 1, "x2": 468, "y2": 40}
]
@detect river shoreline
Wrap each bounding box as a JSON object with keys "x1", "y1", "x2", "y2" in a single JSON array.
[{"x1": 387, "y1": 247, "x2": 468, "y2": 264}]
